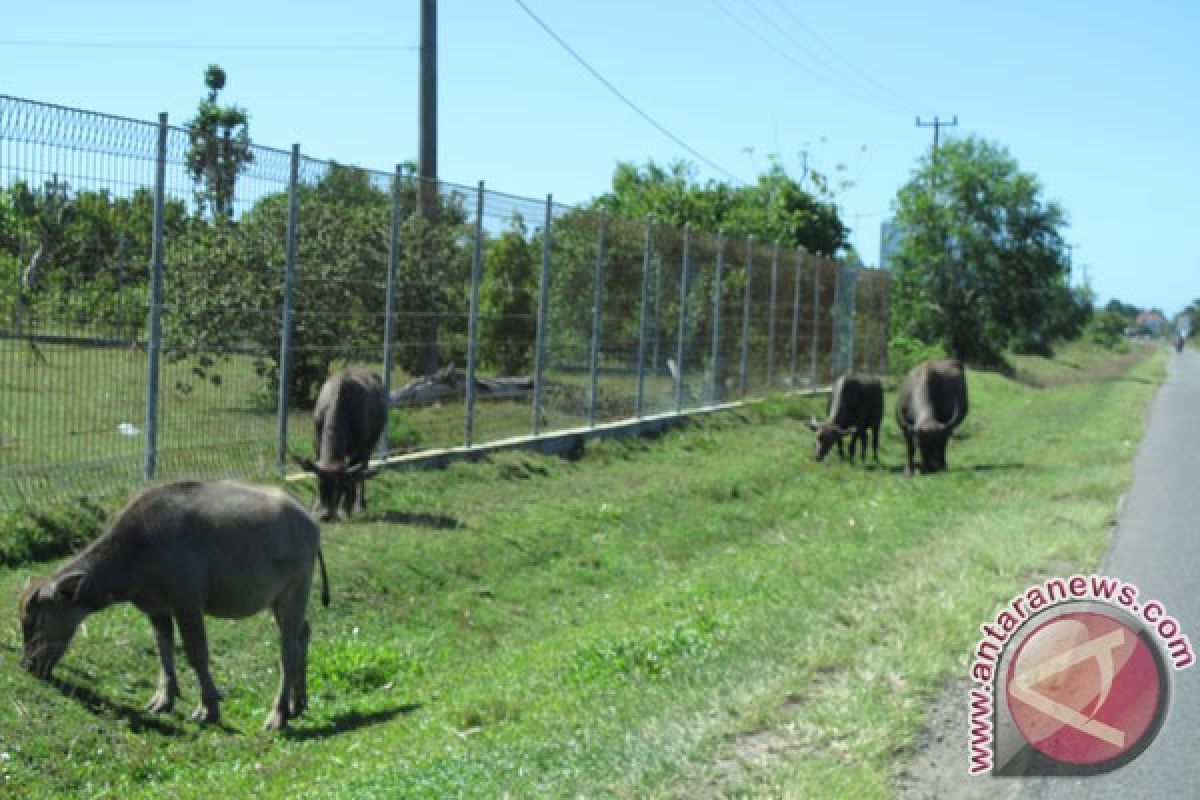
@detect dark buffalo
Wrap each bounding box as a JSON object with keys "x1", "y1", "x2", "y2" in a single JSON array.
[
  {"x1": 807, "y1": 373, "x2": 883, "y2": 463},
  {"x1": 295, "y1": 366, "x2": 387, "y2": 521},
  {"x1": 895, "y1": 358, "x2": 968, "y2": 476}
]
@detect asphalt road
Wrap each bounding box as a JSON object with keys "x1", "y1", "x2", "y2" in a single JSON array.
[{"x1": 1018, "y1": 345, "x2": 1200, "y2": 798}]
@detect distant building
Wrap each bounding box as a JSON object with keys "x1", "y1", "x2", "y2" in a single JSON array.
[
  {"x1": 1135, "y1": 311, "x2": 1168, "y2": 337},
  {"x1": 879, "y1": 218, "x2": 904, "y2": 271}
]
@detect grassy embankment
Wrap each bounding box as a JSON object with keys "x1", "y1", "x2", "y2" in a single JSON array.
[{"x1": 0, "y1": 341, "x2": 1162, "y2": 798}]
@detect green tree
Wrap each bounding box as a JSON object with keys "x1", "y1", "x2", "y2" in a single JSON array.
[
  {"x1": 165, "y1": 164, "x2": 471, "y2": 405},
  {"x1": 186, "y1": 64, "x2": 253, "y2": 219},
  {"x1": 481, "y1": 214, "x2": 538, "y2": 374},
  {"x1": 890, "y1": 135, "x2": 1082, "y2": 364},
  {"x1": 593, "y1": 159, "x2": 847, "y2": 255}
]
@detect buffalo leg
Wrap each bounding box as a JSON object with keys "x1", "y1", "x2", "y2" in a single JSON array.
[
  {"x1": 903, "y1": 433, "x2": 916, "y2": 476},
  {"x1": 175, "y1": 611, "x2": 221, "y2": 724},
  {"x1": 144, "y1": 613, "x2": 180, "y2": 713},
  {"x1": 268, "y1": 590, "x2": 309, "y2": 730}
]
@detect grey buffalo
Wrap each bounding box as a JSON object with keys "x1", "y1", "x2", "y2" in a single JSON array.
[
  {"x1": 19, "y1": 480, "x2": 330, "y2": 731},
  {"x1": 895, "y1": 358, "x2": 969, "y2": 476},
  {"x1": 807, "y1": 373, "x2": 883, "y2": 463},
  {"x1": 295, "y1": 366, "x2": 388, "y2": 521}
]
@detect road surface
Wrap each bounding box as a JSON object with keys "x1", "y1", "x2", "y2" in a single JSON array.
[
  {"x1": 895, "y1": 345, "x2": 1200, "y2": 799},
  {"x1": 1017, "y1": 345, "x2": 1200, "y2": 796}
]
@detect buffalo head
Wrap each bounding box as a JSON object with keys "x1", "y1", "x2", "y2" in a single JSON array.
[
  {"x1": 18, "y1": 572, "x2": 88, "y2": 680},
  {"x1": 294, "y1": 457, "x2": 378, "y2": 521},
  {"x1": 806, "y1": 417, "x2": 858, "y2": 462}
]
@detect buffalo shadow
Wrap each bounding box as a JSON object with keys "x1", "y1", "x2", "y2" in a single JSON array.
[
  {"x1": 283, "y1": 703, "x2": 421, "y2": 741},
  {"x1": 365, "y1": 510, "x2": 464, "y2": 530}
]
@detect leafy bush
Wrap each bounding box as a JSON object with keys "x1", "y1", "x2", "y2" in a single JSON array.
[
  {"x1": 887, "y1": 333, "x2": 946, "y2": 378},
  {"x1": 1086, "y1": 310, "x2": 1132, "y2": 351},
  {"x1": 0, "y1": 499, "x2": 109, "y2": 567}
]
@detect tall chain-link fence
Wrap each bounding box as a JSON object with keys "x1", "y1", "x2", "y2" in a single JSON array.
[{"x1": 0, "y1": 95, "x2": 889, "y2": 511}]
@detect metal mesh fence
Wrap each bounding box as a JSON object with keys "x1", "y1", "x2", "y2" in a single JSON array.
[{"x1": 0, "y1": 94, "x2": 890, "y2": 512}]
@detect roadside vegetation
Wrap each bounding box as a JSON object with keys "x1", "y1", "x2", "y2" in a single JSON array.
[{"x1": 0, "y1": 340, "x2": 1161, "y2": 798}]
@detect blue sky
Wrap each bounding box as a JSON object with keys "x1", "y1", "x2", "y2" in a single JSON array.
[{"x1": 3, "y1": 1, "x2": 1197, "y2": 315}]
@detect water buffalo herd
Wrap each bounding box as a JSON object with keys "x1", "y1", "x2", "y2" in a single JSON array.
[
  {"x1": 18, "y1": 358, "x2": 968, "y2": 728},
  {"x1": 809, "y1": 358, "x2": 969, "y2": 477}
]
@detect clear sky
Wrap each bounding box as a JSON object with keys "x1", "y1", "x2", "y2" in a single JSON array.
[{"x1": 3, "y1": 1, "x2": 1197, "y2": 315}]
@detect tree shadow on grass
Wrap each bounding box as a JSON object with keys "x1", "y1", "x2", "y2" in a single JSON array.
[{"x1": 285, "y1": 703, "x2": 422, "y2": 741}]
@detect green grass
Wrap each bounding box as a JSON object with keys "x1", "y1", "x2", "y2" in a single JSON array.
[{"x1": 0, "y1": 341, "x2": 1162, "y2": 798}]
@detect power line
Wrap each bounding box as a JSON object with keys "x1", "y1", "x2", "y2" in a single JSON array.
[
  {"x1": 0, "y1": 39, "x2": 417, "y2": 52},
  {"x1": 511, "y1": 0, "x2": 748, "y2": 185},
  {"x1": 711, "y1": 0, "x2": 909, "y2": 116},
  {"x1": 764, "y1": 0, "x2": 922, "y2": 114}
]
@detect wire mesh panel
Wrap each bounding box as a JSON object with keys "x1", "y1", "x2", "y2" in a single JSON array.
[
  {"x1": 683, "y1": 230, "x2": 720, "y2": 407},
  {"x1": 855, "y1": 267, "x2": 890, "y2": 375},
  {"x1": 741, "y1": 238, "x2": 776, "y2": 397},
  {"x1": 810, "y1": 254, "x2": 840, "y2": 386},
  {"x1": 382, "y1": 178, "x2": 477, "y2": 452},
  {"x1": 155, "y1": 137, "x2": 294, "y2": 481},
  {"x1": 469, "y1": 186, "x2": 545, "y2": 445},
  {"x1": 0, "y1": 97, "x2": 160, "y2": 508},
  {"x1": 593, "y1": 214, "x2": 648, "y2": 423},
  {"x1": 641, "y1": 224, "x2": 684, "y2": 416},
  {"x1": 540, "y1": 202, "x2": 600, "y2": 429}
]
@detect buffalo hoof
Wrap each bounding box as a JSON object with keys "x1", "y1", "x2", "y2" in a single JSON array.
[
  {"x1": 263, "y1": 710, "x2": 290, "y2": 731},
  {"x1": 190, "y1": 704, "x2": 220, "y2": 725},
  {"x1": 144, "y1": 689, "x2": 177, "y2": 714}
]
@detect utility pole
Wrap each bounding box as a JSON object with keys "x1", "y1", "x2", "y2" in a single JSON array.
[
  {"x1": 418, "y1": 0, "x2": 438, "y2": 218},
  {"x1": 916, "y1": 116, "x2": 957, "y2": 184},
  {"x1": 916, "y1": 115, "x2": 957, "y2": 156},
  {"x1": 417, "y1": 0, "x2": 440, "y2": 374}
]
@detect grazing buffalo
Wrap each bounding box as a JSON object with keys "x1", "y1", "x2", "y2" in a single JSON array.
[
  {"x1": 807, "y1": 373, "x2": 883, "y2": 463},
  {"x1": 295, "y1": 366, "x2": 388, "y2": 521},
  {"x1": 895, "y1": 359, "x2": 969, "y2": 476},
  {"x1": 19, "y1": 480, "x2": 330, "y2": 731}
]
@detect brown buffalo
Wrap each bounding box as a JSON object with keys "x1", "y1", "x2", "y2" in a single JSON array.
[
  {"x1": 895, "y1": 359, "x2": 968, "y2": 475},
  {"x1": 807, "y1": 373, "x2": 883, "y2": 463},
  {"x1": 18, "y1": 480, "x2": 329, "y2": 731},
  {"x1": 295, "y1": 366, "x2": 388, "y2": 521}
]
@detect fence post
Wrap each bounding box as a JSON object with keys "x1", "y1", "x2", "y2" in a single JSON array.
[
  {"x1": 710, "y1": 232, "x2": 725, "y2": 405},
  {"x1": 379, "y1": 163, "x2": 404, "y2": 458},
  {"x1": 789, "y1": 246, "x2": 804, "y2": 388},
  {"x1": 739, "y1": 236, "x2": 754, "y2": 397},
  {"x1": 767, "y1": 241, "x2": 779, "y2": 390},
  {"x1": 635, "y1": 215, "x2": 652, "y2": 418},
  {"x1": 464, "y1": 181, "x2": 485, "y2": 448},
  {"x1": 143, "y1": 112, "x2": 168, "y2": 481},
  {"x1": 532, "y1": 194, "x2": 553, "y2": 436},
  {"x1": 810, "y1": 256, "x2": 821, "y2": 387},
  {"x1": 275, "y1": 144, "x2": 301, "y2": 472},
  {"x1": 674, "y1": 223, "x2": 691, "y2": 411},
  {"x1": 588, "y1": 212, "x2": 607, "y2": 426}
]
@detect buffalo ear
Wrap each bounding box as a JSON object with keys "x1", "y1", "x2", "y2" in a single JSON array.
[{"x1": 43, "y1": 571, "x2": 86, "y2": 603}]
